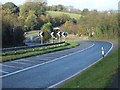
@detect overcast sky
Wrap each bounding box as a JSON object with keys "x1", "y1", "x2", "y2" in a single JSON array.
[{"x1": 0, "y1": 0, "x2": 119, "y2": 10}]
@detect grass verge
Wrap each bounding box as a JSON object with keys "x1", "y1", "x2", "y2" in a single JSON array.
[
  {"x1": 1, "y1": 41, "x2": 79, "y2": 62},
  {"x1": 59, "y1": 47, "x2": 119, "y2": 88}
]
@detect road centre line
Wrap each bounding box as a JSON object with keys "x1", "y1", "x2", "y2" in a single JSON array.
[
  {"x1": 1, "y1": 43, "x2": 95, "y2": 78},
  {"x1": 48, "y1": 42, "x2": 113, "y2": 88}
]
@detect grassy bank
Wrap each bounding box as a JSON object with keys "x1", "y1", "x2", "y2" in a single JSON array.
[
  {"x1": 59, "y1": 47, "x2": 119, "y2": 88},
  {"x1": 1, "y1": 41, "x2": 79, "y2": 62}
]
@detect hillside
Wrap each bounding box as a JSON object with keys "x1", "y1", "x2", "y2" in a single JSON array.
[{"x1": 47, "y1": 11, "x2": 81, "y2": 20}]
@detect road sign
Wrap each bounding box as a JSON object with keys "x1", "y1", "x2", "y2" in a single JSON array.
[
  {"x1": 62, "y1": 32, "x2": 68, "y2": 41},
  {"x1": 51, "y1": 32, "x2": 54, "y2": 38},
  {"x1": 39, "y1": 32, "x2": 44, "y2": 45},
  {"x1": 65, "y1": 32, "x2": 68, "y2": 37},
  {"x1": 62, "y1": 32, "x2": 65, "y2": 41},
  {"x1": 57, "y1": 31, "x2": 61, "y2": 37},
  {"x1": 62, "y1": 32, "x2": 65, "y2": 37},
  {"x1": 51, "y1": 32, "x2": 55, "y2": 43},
  {"x1": 57, "y1": 31, "x2": 61, "y2": 42},
  {"x1": 40, "y1": 32, "x2": 44, "y2": 37}
]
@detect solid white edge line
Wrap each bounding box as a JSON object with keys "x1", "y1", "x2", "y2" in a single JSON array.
[
  {"x1": 1, "y1": 43, "x2": 95, "y2": 78},
  {"x1": 47, "y1": 41, "x2": 113, "y2": 88}
]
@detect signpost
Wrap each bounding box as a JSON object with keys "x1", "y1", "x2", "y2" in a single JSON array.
[
  {"x1": 39, "y1": 32, "x2": 44, "y2": 45},
  {"x1": 62, "y1": 32, "x2": 65, "y2": 41},
  {"x1": 62, "y1": 32, "x2": 68, "y2": 42},
  {"x1": 57, "y1": 31, "x2": 61, "y2": 42}
]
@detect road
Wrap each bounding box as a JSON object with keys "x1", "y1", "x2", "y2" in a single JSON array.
[{"x1": 1, "y1": 41, "x2": 113, "y2": 88}]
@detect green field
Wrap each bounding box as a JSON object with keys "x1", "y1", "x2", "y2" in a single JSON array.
[
  {"x1": 47, "y1": 11, "x2": 81, "y2": 20},
  {"x1": 25, "y1": 31, "x2": 39, "y2": 38},
  {"x1": 59, "y1": 47, "x2": 119, "y2": 88}
]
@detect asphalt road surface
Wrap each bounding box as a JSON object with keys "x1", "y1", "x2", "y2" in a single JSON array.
[{"x1": 1, "y1": 41, "x2": 113, "y2": 88}]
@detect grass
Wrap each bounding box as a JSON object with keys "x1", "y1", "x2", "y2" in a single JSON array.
[
  {"x1": 25, "y1": 31, "x2": 39, "y2": 38},
  {"x1": 59, "y1": 47, "x2": 119, "y2": 88},
  {"x1": 47, "y1": 11, "x2": 81, "y2": 20},
  {"x1": 1, "y1": 41, "x2": 80, "y2": 62},
  {"x1": 89, "y1": 37, "x2": 119, "y2": 42}
]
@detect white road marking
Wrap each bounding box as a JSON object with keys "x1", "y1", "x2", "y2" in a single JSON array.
[
  {"x1": 35, "y1": 56, "x2": 41, "y2": 57},
  {"x1": 11, "y1": 61, "x2": 31, "y2": 65},
  {"x1": 36, "y1": 56, "x2": 55, "y2": 59},
  {"x1": 0, "y1": 64, "x2": 23, "y2": 69},
  {"x1": 48, "y1": 42, "x2": 113, "y2": 88},
  {"x1": 34, "y1": 57, "x2": 51, "y2": 61},
  {"x1": 17, "y1": 59, "x2": 41, "y2": 63},
  {"x1": 30, "y1": 57, "x2": 51, "y2": 61},
  {"x1": 1, "y1": 43, "x2": 95, "y2": 78},
  {"x1": 0, "y1": 70, "x2": 9, "y2": 73}
]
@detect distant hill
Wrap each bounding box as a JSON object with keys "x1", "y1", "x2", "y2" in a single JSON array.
[{"x1": 47, "y1": 11, "x2": 81, "y2": 20}]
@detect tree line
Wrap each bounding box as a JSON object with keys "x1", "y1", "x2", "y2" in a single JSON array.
[
  {"x1": 1, "y1": 2, "x2": 76, "y2": 47},
  {"x1": 1, "y1": 1, "x2": 119, "y2": 47},
  {"x1": 61, "y1": 10, "x2": 119, "y2": 39}
]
